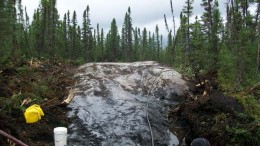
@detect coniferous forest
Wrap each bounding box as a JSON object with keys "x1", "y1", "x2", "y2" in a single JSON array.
[
  {"x1": 0, "y1": 0, "x2": 259, "y2": 86},
  {"x1": 0, "y1": 0, "x2": 260, "y2": 145}
]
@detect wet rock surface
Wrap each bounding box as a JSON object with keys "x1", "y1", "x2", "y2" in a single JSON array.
[{"x1": 67, "y1": 61, "x2": 188, "y2": 145}]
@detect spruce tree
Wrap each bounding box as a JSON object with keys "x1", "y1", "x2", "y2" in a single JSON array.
[
  {"x1": 122, "y1": 7, "x2": 133, "y2": 61},
  {"x1": 166, "y1": 30, "x2": 173, "y2": 64},
  {"x1": 190, "y1": 16, "x2": 204, "y2": 72},
  {"x1": 182, "y1": 0, "x2": 194, "y2": 64},
  {"x1": 71, "y1": 11, "x2": 77, "y2": 60},
  {"x1": 0, "y1": 0, "x2": 11, "y2": 61},
  {"x1": 201, "y1": 0, "x2": 221, "y2": 69},
  {"x1": 101, "y1": 28, "x2": 104, "y2": 61},
  {"x1": 155, "y1": 25, "x2": 160, "y2": 61},
  {"x1": 62, "y1": 13, "x2": 68, "y2": 58},
  {"x1": 82, "y1": 6, "x2": 92, "y2": 62},
  {"x1": 95, "y1": 23, "x2": 102, "y2": 61},
  {"x1": 107, "y1": 18, "x2": 119, "y2": 61},
  {"x1": 257, "y1": 2, "x2": 260, "y2": 74},
  {"x1": 133, "y1": 27, "x2": 139, "y2": 60},
  {"x1": 7, "y1": 0, "x2": 18, "y2": 58},
  {"x1": 141, "y1": 28, "x2": 148, "y2": 61}
]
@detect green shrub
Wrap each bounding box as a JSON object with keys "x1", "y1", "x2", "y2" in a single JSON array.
[
  {"x1": 226, "y1": 116, "x2": 260, "y2": 145},
  {"x1": 238, "y1": 96, "x2": 260, "y2": 120},
  {"x1": 16, "y1": 65, "x2": 31, "y2": 75},
  {"x1": 31, "y1": 82, "x2": 48, "y2": 99},
  {"x1": 0, "y1": 92, "x2": 25, "y2": 115}
]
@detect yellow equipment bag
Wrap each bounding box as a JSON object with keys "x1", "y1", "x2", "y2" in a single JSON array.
[{"x1": 24, "y1": 104, "x2": 44, "y2": 123}]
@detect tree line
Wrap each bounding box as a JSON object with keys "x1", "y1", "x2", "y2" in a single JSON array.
[
  {"x1": 164, "y1": 0, "x2": 260, "y2": 87},
  {"x1": 0, "y1": 0, "x2": 164, "y2": 63},
  {"x1": 0, "y1": 0, "x2": 259, "y2": 86}
]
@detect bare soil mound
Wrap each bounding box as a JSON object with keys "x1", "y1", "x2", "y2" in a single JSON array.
[{"x1": 168, "y1": 71, "x2": 259, "y2": 145}]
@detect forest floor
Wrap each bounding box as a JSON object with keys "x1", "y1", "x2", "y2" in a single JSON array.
[
  {"x1": 0, "y1": 59, "x2": 259, "y2": 145},
  {"x1": 0, "y1": 58, "x2": 77, "y2": 146}
]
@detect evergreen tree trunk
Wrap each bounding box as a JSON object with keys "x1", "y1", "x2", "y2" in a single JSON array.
[
  {"x1": 67, "y1": 11, "x2": 71, "y2": 59},
  {"x1": 62, "y1": 14, "x2": 68, "y2": 58},
  {"x1": 155, "y1": 25, "x2": 160, "y2": 61},
  {"x1": 186, "y1": 1, "x2": 191, "y2": 64},
  {"x1": 256, "y1": 2, "x2": 260, "y2": 74},
  {"x1": 24, "y1": 7, "x2": 31, "y2": 56},
  {"x1": 257, "y1": 14, "x2": 260, "y2": 74},
  {"x1": 72, "y1": 11, "x2": 77, "y2": 60},
  {"x1": 170, "y1": 0, "x2": 176, "y2": 37},
  {"x1": 50, "y1": 0, "x2": 57, "y2": 56},
  {"x1": 101, "y1": 28, "x2": 104, "y2": 61},
  {"x1": 230, "y1": 0, "x2": 242, "y2": 83},
  {"x1": 40, "y1": 2, "x2": 47, "y2": 55},
  {"x1": 141, "y1": 28, "x2": 147, "y2": 61},
  {"x1": 10, "y1": 0, "x2": 18, "y2": 58},
  {"x1": 211, "y1": 0, "x2": 221, "y2": 69},
  {"x1": 183, "y1": 0, "x2": 194, "y2": 65}
]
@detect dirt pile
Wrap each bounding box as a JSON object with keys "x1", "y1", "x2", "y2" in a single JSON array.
[
  {"x1": 168, "y1": 71, "x2": 260, "y2": 145},
  {"x1": 0, "y1": 58, "x2": 76, "y2": 146}
]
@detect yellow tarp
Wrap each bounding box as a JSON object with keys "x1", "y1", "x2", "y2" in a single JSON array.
[{"x1": 24, "y1": 104, "x2": 44, "y2": 123}]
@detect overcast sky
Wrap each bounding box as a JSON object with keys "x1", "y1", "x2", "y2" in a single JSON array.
[{"x1": 21, "y1": 0, "x2": 235, "y2": 38}]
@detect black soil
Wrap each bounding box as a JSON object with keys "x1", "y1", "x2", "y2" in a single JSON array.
[
  {"x1": 0, "y1": 61, "x2": 259, "y2": 146},
  {"x1": 168, "y1": 71, "x2": 260, "y2": 145},
  {"x1": 0, "y1": 58, "x2": 76, "y2": 146}
]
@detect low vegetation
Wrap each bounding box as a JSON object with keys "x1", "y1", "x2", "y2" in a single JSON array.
[
  {"x1": 0, "y1": 58, "x2": 76, "y2": 145},
  {"x1": 0, "y1": 0, "x2": 259, "y2": 145}
]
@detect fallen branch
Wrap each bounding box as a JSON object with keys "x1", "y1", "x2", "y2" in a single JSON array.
[
  {"x1": 41, "y1": 97, "x2": 58, "y2": 106},
  {"x1": 20, "y1": 98, "x2": 34, "y2": 107},
  {"x1": 62, "y1": 88, "x2": 76, "y2": 104},
  {"x1": 0, "y1": 130, "x2": 28, "y2": 146},
  {"x1": 248, "y1": 82, "x2": 260, "y2": 93}
]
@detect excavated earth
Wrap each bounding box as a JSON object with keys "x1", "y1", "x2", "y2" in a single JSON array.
[
  {"x1": 0, "y1": 59, "x2": 76, "y2": 146},
  {"x1": 0, "y1": 60, "x2": 258, "y2": 146},
  {"x1": 168, "y1": 71, "x2": 259, "y2": 145}
]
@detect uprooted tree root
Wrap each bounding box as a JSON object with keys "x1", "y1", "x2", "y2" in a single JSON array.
[
  {"x1": 168, "y1": 71, "x2": 260, "y2": 146},
  {"x1": 0, "y1": 58, "x2": 77, "y2": 146}
]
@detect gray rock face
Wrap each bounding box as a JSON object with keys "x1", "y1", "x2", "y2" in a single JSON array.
[{"x1": 68, "y1": 62, "x2": 188, "y2": 146}]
